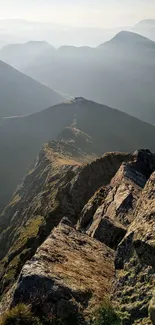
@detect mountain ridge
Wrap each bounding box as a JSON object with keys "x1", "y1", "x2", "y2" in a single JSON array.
[
  {"x1": 0, "y1": 59, "x2": 64, "y2": 118},
  {"x1": 0, "y1": 145, "x2": 155, "y2": 325},
  {"x1": 14, "y1": 31, "x2": 155, "y2": 125},
  {"x1": 1, "y1": 98, "x2": 155, "y2": 213},
  {"x1": 100, "y1": 30, "x2": 155, "y2": 48}
]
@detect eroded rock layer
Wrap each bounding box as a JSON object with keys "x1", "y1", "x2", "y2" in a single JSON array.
[
  {"x1": 1, "y1": 147, "x2": 155, "y2": 324},
  {"x1": 11, "y1": 222, "x2": 114, "y2": 323}
]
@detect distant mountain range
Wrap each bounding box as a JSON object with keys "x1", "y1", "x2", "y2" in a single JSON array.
[
  {"x1": 0, "y1": 60, "x2": 64, "y2": 118},
  {"x1": 1, "y1": 98, "x2": 155, "y2": 212},
  {"x1": 0, "y1": 19, "x2": 126, "y2": 47},
  {"x1": 0, "y1": 41, "x2": 54, "y2": 71},
  {"x1": 3, "y1": 31, "x2": 155, "y2": 123},
  {"x1": 0, "y1": 18, "x2": 155, "y2": 47},
  {"x1": 133, "y1": 19, "x2": 155, "y2": 41},
  {"x1": 101, "y1": 30, "x2": 155, "y2": 49},
  {"x1": 0, "y1": 19, "x2": 155, "y2": 325}
]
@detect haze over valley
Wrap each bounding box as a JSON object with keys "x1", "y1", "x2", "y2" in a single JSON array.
[{"x1": 0, "y1": 1, "x2": 155, "y2": 324}]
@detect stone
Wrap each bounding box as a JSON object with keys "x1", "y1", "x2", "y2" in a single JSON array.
[
  {"x1": 11, "y1": 223, "x2": 115, "y2": 322},
  {"x1": 87, "y1": 216, "x2": 126, "y2": 249},
  {"x1": 113, "y1": 172, "x2": 155, "y2": 324}
]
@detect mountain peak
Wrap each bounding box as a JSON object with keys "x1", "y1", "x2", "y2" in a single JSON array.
[
  {"x1": 99, "y1": 30, "x2": 155, "y2": 48},
  {"x1": 135, "y1": 19, "x2": 155, "y2": 27},
  {"x1": 25, "y1": 40, "x2": 51, "y2": 47},
  {"x1": 109, "y1": 30, "x2": 153, "y2": 44}
]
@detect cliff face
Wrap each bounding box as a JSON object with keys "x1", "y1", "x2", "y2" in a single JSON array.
[
  {"x1": 0, "y1": 139, "x2": 92, "y2": 295},
  {"x1": 11, "y1": 222, "x2": 114, "y2": 323},
  {"x1": 0, "y1": 134, "x2": 130, "y2": 298},
  {"x1": 1, "y1": 145, "x2": 155, "y2": 325},
  {"x1": 114, "y1": 171, "x2": 155, "y2": 325},
  {"x1": 57, "y1": 126, "x2": 93, "y2": 153}
]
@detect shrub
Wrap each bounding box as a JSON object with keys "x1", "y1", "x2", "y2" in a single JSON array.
[
  {"x1": 92, "y1": 299, "x2": 121, "y2": 325},
  {"x1": 0, "y1": 304, "x2": 41, "y2": 325}
]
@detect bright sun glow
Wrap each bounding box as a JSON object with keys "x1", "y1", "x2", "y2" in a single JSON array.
[{"x1": 0, "y1": 0, "x2": 155, "y2": 28}]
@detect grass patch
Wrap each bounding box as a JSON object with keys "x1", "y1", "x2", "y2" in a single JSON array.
[
  {"x1": 10, "y1": 216, "x2": 44, "y2": 254},
  {"x1": 91, "y1": 299, "x2": 121, "y2": 325},
  {"x1": 0, "y1": 304, "x2": 41, "y2": 325}
]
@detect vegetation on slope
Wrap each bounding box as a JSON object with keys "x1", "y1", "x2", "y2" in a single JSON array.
[{"x1": 0, "y1": 301, "x2": 121, "y2": 325}]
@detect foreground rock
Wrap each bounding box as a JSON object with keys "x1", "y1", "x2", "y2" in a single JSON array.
[
  {"x1": 0, "y1": 139, "x2": 130, "y2": 296},
  {"x1": 1, "y1": 147, "x2": 155, "y2": 325},
  {"x1": 114, "y1": 172, "x2": 155, "y2": 325},
  {"x1": 79, "y1": 150, "x2": 155, "y2": 250},
  {"x1": 11, "y1": 223, "x2": 114, "y2": 323}
]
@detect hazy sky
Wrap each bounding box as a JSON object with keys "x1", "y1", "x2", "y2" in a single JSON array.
[{"x1": 0, "y1": 0, "x2": 155, "y2": 28}]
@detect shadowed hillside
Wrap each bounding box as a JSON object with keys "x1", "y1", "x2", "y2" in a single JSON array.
[
  {"x1": 1, "y1": 98, "x2": 155, "y2": 212},
  {"x1": 8, "y1": 31, "x2": 155, "y2": 124},
  {"x1": 0, "y1": 60, "x2": 64, "y2": 118}
]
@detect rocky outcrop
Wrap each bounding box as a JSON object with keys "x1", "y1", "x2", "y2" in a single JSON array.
[
  {"x1": 79, "y1": 150, "x2": 155, "y2": 251},
  {"x1": 57, "y1": 126, "x2": 93, "y2": 153},
  {"x1": 9, "y1": 223, "x2": 114, "y2": 323},
  {"x1": 87, "y1": 216, "x2": 126, "y2": 250},
  {"x1": 0, "y1": 141, "x2": 85, "y2": 294},
  {"x1": 114, "y1": 172, "x2": 155, "y2": 325},
  {"x1": 1, "y1": 147, "x2": 155, "y2": 324},
  {"x1": 0, "y1": 141, "x2": 130, "y2": 297}
]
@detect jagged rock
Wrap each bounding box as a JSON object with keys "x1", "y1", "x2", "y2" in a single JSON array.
[
  {"x1": 113, "y1": 172, "x2": 155, "y2": 325},
  {"x1": 87, "y1": 216, "x2": 126, "y2": 249},
  {"x1": 0, "y1": 141, "x2": 85, "y2": 294},
  {"x1": 1, "y1": 147, "x2": 155, "y2": 325},
  {"x1": 149, "y1": 296, "x2": 155, "y2": 325},
  {"x1": 10, "y1": 223, "x2": 115, "y2": 322},
  {"x1": 77, "y1": 186, "x2": 110, "y2": 230},
  {"x1": 0, "y1": 146, "x2": 130, "y2": 296},
  {"x1": 60, "y1": 216, "x2": 73, "y2": 227},
  {"x1": 57, "y1": 126, "x2": 93, "y2": 153},
  {"x1": 79, "y1": 150, "x2": 155, "y2": 252},
  {"x1": 132, "y1": 149, "x2": 155, "y2": 180}
]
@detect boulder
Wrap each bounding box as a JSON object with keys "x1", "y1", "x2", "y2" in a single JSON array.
[
  {"x1": 80, "y1": 150, "x2": 155, "y2": 251},
  {"x1": 87, "y1": 216, "x2": 126, "y2": 249},
  {"x1": 114, "y1": 172, "x2": 155, "y2": 324},
  {"x1": 11, "y1": 223, "x2": 115, "y2": 322}
]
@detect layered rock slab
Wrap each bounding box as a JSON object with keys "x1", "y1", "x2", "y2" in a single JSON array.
[
  {"x1": 11, "y1": 223, "x2": 115, "y2": 322},
  {"x1": 114, "y1": 172, "x2": 155, "y2": 325},
  {"x1": 0, "y1": 147, "x2": 130, "y2": 295},
  {"x1": 79, "y1": 150, "x2": 155, "y2": 250}
]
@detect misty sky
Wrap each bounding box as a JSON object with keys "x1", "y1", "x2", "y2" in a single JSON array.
[{"x1": 0, "y1": 0, "x2": 155, "y2": 28}]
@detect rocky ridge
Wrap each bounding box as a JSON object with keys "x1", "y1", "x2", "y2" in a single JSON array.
[
  {"x1": 0, "y1": 145, "x2": 155, "y2": 324},
  {"x1": 11, "y1": 222, "x2": 115, "y2": 323}
]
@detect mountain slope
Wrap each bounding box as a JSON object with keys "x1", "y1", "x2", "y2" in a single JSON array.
[
  {"x1": 100, "y1": 30, "x2": 155, "y2": 50},
  {"x1": 0, "y1": 147, "x2": 155, "y2": 324},
  {"x1": 0, "y1": 19, "x2": 124, "y2": 47},
  {"x1": 0, "y1": 143, "x2": 130, "y2": 310},
  {"x1": 1, "y1": 98, "x2": 155, "y2": 212},
  {"x1": 133, "y1": 19, "x2": 155, "y2": 41},
  {"x1": 0, "y1": 60, "x2": 64, "y2": 118},
  {"x1": 0, "y1": 41, "x2": 54, "y2": 70},
  {"x1": 18, "y1": 31, "x2": 155, "y2": 124}
]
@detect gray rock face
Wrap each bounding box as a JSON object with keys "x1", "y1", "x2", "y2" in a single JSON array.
[
  {"x1": 1, "y1": 149, "x2": 155, "y2": 324},
  {"x1": 11, "y1": 223, "x2": 114, "y2": 322},
  {"x1": 87, "y1": 216, "x2": 126, "y2": 249},
  {"x1": 57, "y1": 126, "x2": 93, "y2": 153},
  {"x1": 79, "y1": 150, "x2": 155, "y2": 253},
  {"x1": 0, "y1": 146, "x2": 130, "y2": 297},
  {"x1": 114, "y1": 172, "x2": 155, "y2": 324},
  {"x1": 149, "y1": 296, "x2": 155, "y2": 325},
  {"x1": 77, "y1": 187, "x2": 110, "y2": 230}
]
